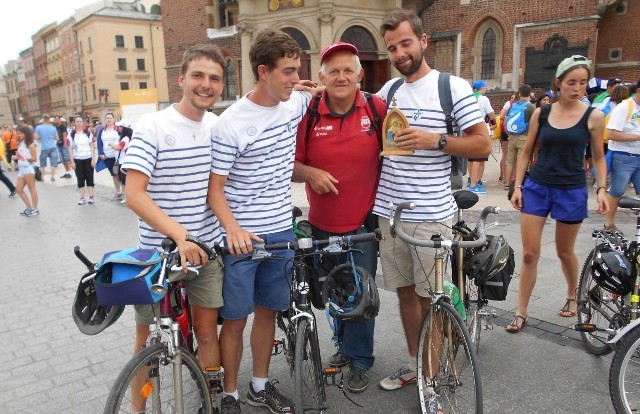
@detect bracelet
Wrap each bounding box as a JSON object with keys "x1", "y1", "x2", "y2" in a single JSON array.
[
  {"x1": 514, "y1": 185, "x2": 523, "y2": 189},
  {"x1": 596, "y1": 186, "x2": 607, "y2": 195}
]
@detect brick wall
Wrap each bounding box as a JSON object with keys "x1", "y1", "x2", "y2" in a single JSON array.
[{"x1": 595, "y1": 1, "x2": 640, "y2": 82}]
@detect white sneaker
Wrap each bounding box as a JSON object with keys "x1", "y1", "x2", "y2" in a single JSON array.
[
  {"x1": 424, "y1": 387, "x2": 444, "y2": 414},
  {"x1": 77, "y1": 198, "x2": 86, "y2": 205},
  {"x1": 120, "y1": 198, "x2": 127, "y2": 204},
  {"x1": 379, "y1": 366, "x2": 417, "y2": 390}
]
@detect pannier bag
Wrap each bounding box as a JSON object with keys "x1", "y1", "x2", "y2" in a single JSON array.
[
  {"x1": 94, "y1": 248, "x2": 164, "y2": 305},
  {"x1": 464, "y1": 234, "x2": 515, "y2": 301}
]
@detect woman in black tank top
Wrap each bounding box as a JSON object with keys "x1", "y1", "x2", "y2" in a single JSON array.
[{"x1": 506, "y1": 56, "x2": 609, "y2": 333}]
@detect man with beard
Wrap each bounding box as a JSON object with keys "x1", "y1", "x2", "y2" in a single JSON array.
[{"x1": 374, "y1": 9, "x2": 490, "y2": 407}]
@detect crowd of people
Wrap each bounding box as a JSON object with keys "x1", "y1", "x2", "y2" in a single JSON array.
[{"x1": 5, "y1": 8, "x2": 640, "y2": 413}]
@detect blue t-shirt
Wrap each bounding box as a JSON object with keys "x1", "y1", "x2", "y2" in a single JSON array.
[{"x1": 35, "y1": 124, "x2": 58, "y2": 150}]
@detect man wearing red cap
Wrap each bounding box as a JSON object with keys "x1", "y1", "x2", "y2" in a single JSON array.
[{"x1": 293, "y1": 41, "x2": 386, "y2": 393}]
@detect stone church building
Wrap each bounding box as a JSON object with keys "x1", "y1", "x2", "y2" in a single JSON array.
[{"x1": 161, "y1": 0, "x2": 638, "y2": 109}]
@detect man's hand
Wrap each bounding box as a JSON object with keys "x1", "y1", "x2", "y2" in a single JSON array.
[
  {"x1": 176, "y1": 237, "x2": 209, "y2": 272},
  {"x1": 394, "y1": 127, "x2": 438, "y2": 151},
  {"x1": 225, "y1": 225, "x2": 264, "y2": 256},
  {"x1": 307, "y1": 166, "x2": 339, "y2": 195}
]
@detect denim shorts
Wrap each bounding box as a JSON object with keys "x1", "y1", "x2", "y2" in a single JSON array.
[
  {"x1": 58, "y1": 146, "x2": 70, "y2": 164},
  {"x1": 39, "y1": 147, "x2": 58, "y2": 167},
  {"x1": 220, "y1": 229, "x2": 294, "y2": 320},
  {"x1": 521, "y1": 179, "x2": 588, "y2": 222},
  {"x1": 608, "y1": 151, "x2": 640, "y2": 197},
  {"x1": 18, "y1": 164, "x2": 35, "y2": 177}
]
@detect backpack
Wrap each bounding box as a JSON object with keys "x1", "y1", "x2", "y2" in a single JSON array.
[
  {"x1": 603, "y1": 98, "x2": 635, "y2": 143},
  {"x1": 506, "y1": 100, "x2": 531, "y2": 134},
  {"x1": 304, "y1": 91, "x2": 383, "y2": 150},
  {"x1": 385, "y1": 72, "x2": 468, "y2": 189}
]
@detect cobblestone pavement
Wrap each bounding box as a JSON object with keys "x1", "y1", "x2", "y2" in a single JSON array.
[{"x1": 0, "y1": 153, "x2": 631, "y2": 413}]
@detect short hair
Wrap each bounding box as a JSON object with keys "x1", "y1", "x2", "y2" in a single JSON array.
[
  {"x1": 249, "y1": 29, "x2": 301, "y2": 82},
  {"x1": 179, "y1": 43, "x2": 226, "y2": 78},
  {"x1": 610, "y1": 84, "x2": 630, "y2": 104},
  {"x1": 518, "y1": 84, "x2": 532, "y2": 98},
  {"x1": 380, "y1": 9, "x2": 424, "y2": 39}
]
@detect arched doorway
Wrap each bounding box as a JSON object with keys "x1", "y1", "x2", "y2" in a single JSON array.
[
  {"x1": 341, "y1": 26, "x2": 388, "y2": 93},
  {"x1": 282, "y1": 27, "x2": 311, "y2": 81}
]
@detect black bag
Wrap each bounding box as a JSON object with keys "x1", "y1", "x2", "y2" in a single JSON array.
[
  {"x1": 34, "y1": 165, "x2": 43, "y2": 182},
  {"x1": 479, "y1": 245, "x2": 515, "y2": 301}
]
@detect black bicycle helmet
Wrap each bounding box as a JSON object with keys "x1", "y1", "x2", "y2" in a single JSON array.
[
  {"x1": 72, "y1": 272, "x2": 125, "y2": 335},
  {"x1": 464, "y1": 234, "x2": 512, "y2": 284},
  {"x1": 592, "y1": 246, "x2": 634, "y2": 295},
  {"x1": 322, "y1": 263, "x2": 379, "y2": 323}
]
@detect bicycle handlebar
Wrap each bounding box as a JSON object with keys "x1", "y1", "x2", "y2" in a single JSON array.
[
  {"x1": 215, "y1": 228, "x2": 383, "y2": 257},
  {"x1": 391, "y1": 202, "x2": 500, "y2": 249}
]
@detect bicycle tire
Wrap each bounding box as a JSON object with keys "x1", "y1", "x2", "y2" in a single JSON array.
[
  {"x1": 577, "y1": 247, "x2": 618, "y2": 355},
  {"x1": 417, "y1": 301, "x2": 483, "y2": 414},
  {"x1": 103, "y1": 343, "x2": 212, "y2": 414},
  {"x1": 610, "y1": 325, "x2": 640, "y2": 413},
  {"x1": 465, "y1": 280, "x2": 481, "y2": 354},
  {"x1": 294, "y1": 318, "x2": 327, "y2": 413}
]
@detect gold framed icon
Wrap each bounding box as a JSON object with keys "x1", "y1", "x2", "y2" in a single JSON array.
[{"x1": 381, "y1": 107, "x2": 413, "y2": 156}]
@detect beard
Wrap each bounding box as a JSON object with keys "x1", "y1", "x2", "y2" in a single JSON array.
[{"x1": 394, "y1": 48, "x2": 426, "y2": 77}]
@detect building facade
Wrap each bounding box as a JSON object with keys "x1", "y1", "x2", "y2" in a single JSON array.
[
  {"x1": 4, "y1": 60, "x2": 21, "y2": 124},
  {"x1": 59, "y1": 17, "x2": 83, "y2": 121},
  {"x1": 161, "y1": 0, "x2": 638, "y2": 111},
  {"x1": 20, "y1": 48, "x2": 39, "y2": 123}
]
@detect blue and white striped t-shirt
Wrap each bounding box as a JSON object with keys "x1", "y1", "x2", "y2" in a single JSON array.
[
  {"x1": 122, "y1": 105, "x2": 223, "y2": 249},
  {"x1": 374, "y1": 70, "x2": 484, "y2": 222},
  {"x1": 211, "y1": 91, "x2": 311, "y2": 235}
]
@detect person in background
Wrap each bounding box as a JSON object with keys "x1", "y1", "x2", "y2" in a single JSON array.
[
  {"x1": 34, "y1": 115, "x2": 59, "y2": 182},
  {"x1": 292, "y1": 41, "x2": 384, "y2": 393},
  {"x1": 503, "y1": 84, "x2": 536, "y2": 189},
  {"x1": 508, "y1": 55, "x2": 608, "y2": 332},
  {"x1": 97, "y1": 112, "x2": 124, "y2": 200},
  {"x1": 68, "y1": 116, "x2": 96, "y2": 205},
  {"x1": 592, "y1": 77, "x2": 622, "y2": 115},
  {"x1": 468, "y1": 79, "x2": 496, "y2": 194},
  {"x1": 603, "y1": 83, "x2": 639, "y2": 233},
  {"x1": 12, "y1": 126, "x2": 39, "y2": 216},
  {"x1": 3, "y1": 124, "x2": 18, "y2": 171},
  {"x1": 112, "y1": 119, "x2": 132, "y2": 204},
  {"x1": 499, "y1": 92, "x2": 516, "y2": 184},
  {"x1": 54, "y1": 116, "x2": 72, "y2": 179},
  {"x1": 0, "y1": 138, "x2": 16, "y2": 197}
]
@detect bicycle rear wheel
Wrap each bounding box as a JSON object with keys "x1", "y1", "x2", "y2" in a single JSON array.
[
  {"x1": 577, "y1": 247, "x2": 619, "y2": 355},
  {"x1": 104, "y1": 343, "x2": 212, "y2": 414},
  {"x1": 610, "y1": 325, "x2": 640, "y2": 413},
  {"x1": 417, "y1": 301, "x2": 483, "y2": 414},
  {"x1": 294, "y1": 318, "x2": 326, "y2": 413}
]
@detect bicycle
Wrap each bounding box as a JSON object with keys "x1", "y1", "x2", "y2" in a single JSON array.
[
  {"x1": 220, "y1": 228, "x2": 383, "y2": 413},
  {"x1": 74, "y1": 236, "x2": 221, "y2": 414},
  {"x1": 390, "y1": 202, "x2": 500, "y2": 414},
  {"x1": 575, "y1": 196, "x2": 640, "y2": 355}
]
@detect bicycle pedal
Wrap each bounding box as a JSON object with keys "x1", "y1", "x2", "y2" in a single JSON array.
[
  {"x1": 574, "y1": 323, "x2": 597, "y2": 333},
  {"x1": 323, "y1": 366, "x2": 341, "y2": 386},
  {"x1": 483, "y1": 321, "x2": 494, "y2": 330},
  {"x1": 272, "y1": 339, "x2": 284, "y2": 355},
  {"x1": 478, "y1": 309, "x2": 497, "y2": 318}
]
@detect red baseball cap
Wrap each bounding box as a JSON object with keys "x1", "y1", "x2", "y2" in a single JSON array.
[{"x1": 320, "y1": 42, "x2": 359, "y2": 65}]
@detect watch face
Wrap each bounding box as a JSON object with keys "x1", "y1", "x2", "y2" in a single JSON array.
[{"x1": 439, "y1": 135, "x2": 447, "y2": 149}]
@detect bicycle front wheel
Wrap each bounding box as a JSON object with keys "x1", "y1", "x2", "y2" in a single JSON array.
[
  {"x1": 417, "y1": 301, "x2": 483, "y2": 414},
  {"x1": 610, "y1": 325, "x2": 640, "y2": 413},
  {"x1": 294, "y1": 318, "x2": 327, "y2": 413},
  {"x1": 465, "y1": 280, "x2": 482, "y2": 354},
  {"x1": 104, "y1": 343, "x2": 212, "y2": 414},
  {"x1": 577, "y1": 247, "x2": 618, "y2": 355}
]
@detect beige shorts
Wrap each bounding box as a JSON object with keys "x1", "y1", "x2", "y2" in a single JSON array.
[
  {"x1": 378, "y1": 217, "x2": 452, "y2": 298},
  {"x1": 134, "y1": 257, "x2": 224, "y2": 325},
  {"x1": 506, "y1": 134, "x2": 528, "y2": 166}
]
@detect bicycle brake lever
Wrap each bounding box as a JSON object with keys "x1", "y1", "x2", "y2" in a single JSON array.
[{"x1": 170, "y1": 264, "x2": 200, "y2": 276}]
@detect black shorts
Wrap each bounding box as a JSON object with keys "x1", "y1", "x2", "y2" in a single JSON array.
[
  {"x1": 500, "y1": 131, "x2": 509, "y2": 142},
  {"x1": 468, "y1": 158, "x2": 489, "y2": 162}
]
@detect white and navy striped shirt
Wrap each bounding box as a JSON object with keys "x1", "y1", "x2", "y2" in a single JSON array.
[
  {"x1": 211, "y1": 91, "x2": 311, "y2": 235},
  {"x1": 374, "y1": 70, "x2": 484, "y2": 222},
  {"x1": 122, "y1": 105, "x2": 223, "y2": 249}
]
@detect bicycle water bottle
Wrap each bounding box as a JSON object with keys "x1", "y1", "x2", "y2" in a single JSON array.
[{"x1": 444, "y1": 280, "x2": 467, "y2": 321}]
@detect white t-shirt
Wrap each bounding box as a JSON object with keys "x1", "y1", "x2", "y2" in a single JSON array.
[
  {"x1": 607, "y1": 98, "x2": 640, "y2": 154},
  {"x1": 211, "y1": 91, "x2": 311, "y2": 235},
  {"x1": 476, "y1": 94, "x2": 494, "y2": 134},
  {"x1": 374, "y1": 70, "x2": 484, "y2": 222},
  {"x1": 69, "y1": 130, "x2": 94, "y2": 160},
  {"x1": 16, "y1": 142, "x2": 32, "y2": 167},
  {"x1": 100, "y1": 127, "x2": 120, "y2": 158},
  {"x1": 122, "y1": 105, "x2": 222, "y2": 250}
]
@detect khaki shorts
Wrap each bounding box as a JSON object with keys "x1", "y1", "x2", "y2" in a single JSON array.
[
  {"x1": 378, "y1": 217, "x2": 452, "y2": 298},
  {"x1": 134, "y1": 257, "x2": 224, "y2": 325},
  {"x1": 506, "y1": 134, "x2": 527, "y2": 166}
]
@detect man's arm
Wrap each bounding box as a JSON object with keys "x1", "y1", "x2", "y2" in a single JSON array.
[
  {"x1": 394, "y1": 121, "x2": 491, "y2": 158},
  {"x1": 292, "y1": 161, "x2": 339, "y2": 194},
  {"x1": 207, "y1": 173, "x2": 263, "y2": 255},
  {"x1": 607, "y1": 129, "x2": 640, "y2": 142},
  {"x1": 125, "y1": 169, "x2": 209, "y2": 270}
]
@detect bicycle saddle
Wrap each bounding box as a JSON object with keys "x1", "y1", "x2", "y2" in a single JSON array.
[
  {"x1": 453, "y1": 190, "x2": 479, "y2": 210},
  {"x1": 618, "y1": 196, "x2": 640, "y2": 209}
]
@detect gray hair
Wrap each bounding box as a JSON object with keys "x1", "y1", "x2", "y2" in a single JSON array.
[{"x1": 319, "y1": 53, "x2": 362, "y2": 76}]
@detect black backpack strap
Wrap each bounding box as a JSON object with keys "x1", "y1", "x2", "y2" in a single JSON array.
[
  {"x1": 438, "y1": 72, "x2": 455, "y2": 135},
  {"x1": 304, "y1": 94, "x2": 322, "y2": 143},
  {"x1": 385, "y1": 78, "x2": 405, "y2": 112},
  {"x1": 362, "y1": 91, "x2": 383, "y2": 150}
]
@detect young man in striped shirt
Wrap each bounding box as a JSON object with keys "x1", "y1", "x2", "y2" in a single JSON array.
[
  {"x1": 122, "y1": 43, "x2": 226, "y2": 413},
  {"x1": 374, "y1": 9, "x2": 491, "y2": 398},
  {"x1": 209, "y1": 29, "x2": 313, "y2": 414}
]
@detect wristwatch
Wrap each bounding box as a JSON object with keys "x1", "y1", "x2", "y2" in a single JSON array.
[{"x1": 438, "y1": 134, "x2": 448, "y2": 150}]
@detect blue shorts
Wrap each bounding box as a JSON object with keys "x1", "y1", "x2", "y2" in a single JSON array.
[
  {"x1": 521, "y1": 179, "x2": 588, "y2": 223},
  {"x1": 220, "y1": 229, "x2": 294, "y2": 320},
  {"x1": 18, "y1": 164, "x2": 35, "y2": 177},
  {"x1": 608, "y1": 151, "x2": 640, "y2": 197},
  {"x1": 39, "y1": 147, "x2": 58, "y2": 168},
  {"x1": 58, "y1": 146, "x2": 70, "y2": 164}
]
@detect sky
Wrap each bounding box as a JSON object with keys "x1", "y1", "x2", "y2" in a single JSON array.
[{"x1": 0, "y1": 0, "x2": 99, "y2": 69}]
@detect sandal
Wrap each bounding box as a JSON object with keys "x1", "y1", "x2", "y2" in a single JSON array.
[
  {"x1": 506, "y1": 314, "x2": 528, "y2": 333},
  {"x1": 559, "y1": 298, "x2": 577, "y2": 317}
]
